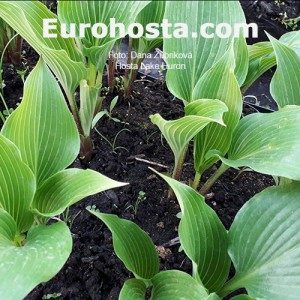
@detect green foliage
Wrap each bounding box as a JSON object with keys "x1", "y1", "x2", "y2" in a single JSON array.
[
  {"x1": 150, "y1": 99, "x2": 228, "y2": 179},
  {"x1": 0, "y1": 59, "x2": 125, "y2": 299},
  {"x1": 0, "y1": 1, "x2": 150, "y2": 160},
  {"x1": 163, "y1": 1, "x2": 246, "y2": 102},
  {"x1": 219, "y1": 106, "x2": 300, "y2": 180},
  {"x1": 90, "y1": 173, "x2": 300, "y2": 299},
  {"x1": 242, "y1": 31, "x2": 300, "y2": 93},
  {"x1": 151, "y1": 1, "x2": 300, "y2": 193}
]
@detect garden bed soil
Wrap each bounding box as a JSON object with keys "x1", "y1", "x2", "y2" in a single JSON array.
[
  {"x1": 0, "y1": 1, "x2": 296, "y2": 298},
  {"x1": 23, "y1": 80, "x2": 274, "y2": 300}
]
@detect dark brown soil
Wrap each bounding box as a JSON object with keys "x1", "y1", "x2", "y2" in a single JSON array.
[
  {"x1": 22, "y1": 79, "x2": 274, "y2": 300},
  {"x1": 1, "y1": 1, "x2": 292, "y2": 298}
]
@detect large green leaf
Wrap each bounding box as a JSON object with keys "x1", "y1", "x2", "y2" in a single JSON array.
[
  {"x1": 156, "y1": 171, "x2": 230, "y2": 292},
  {"x1": 58, "y1": 1, "x2": 150, "y2": 73},
  {"x1": 119, "y1": 279, "x2": 147, "y2": 300},
  {"x1": 0, "y1": 135, "x2": 35, "y2": 232},
  {"x1": 151, "y1": 270, "x2": 208, "y2": 300},
  {"x1": 223, "y1": 183, "x2": 300, "y2": 299},
  {"x1": 0, "y1": 1, "x2": 87, "y2": 98},
  {"x1": 163, "y1": 1, "x2": 245, "y2": 102},
  {"x1": 88, "y1": 210, "x2": 159, "y2": 280},
  {"x1": 0, "y1": 220, "x2": 72, "y2": 300},
  {"x1": 220, "y1": 106, "x2": 300, "y2": 180},
  {"x1": 32, "y1": 169, "x2": 127, "y2": 218},
  {"x1": 150, "y1": 99, "x2": 227, "y2": 175},
  {"x1": 132, "y1": 1, "x2": 165, "y2": 55},
  {"x1": 193, "y1": 46, "x2": 242, "y2": 174},
  {"x1": 1, "y1": 58, "x2": 79, "y2": 186},
  {"x1": 269, "y1": 33, "x2": 300, "y2": 108}
]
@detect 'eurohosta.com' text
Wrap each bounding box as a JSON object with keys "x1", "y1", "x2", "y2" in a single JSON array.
[{"x1": 43, "y1": 18, "x2": 258, "y2": 39}]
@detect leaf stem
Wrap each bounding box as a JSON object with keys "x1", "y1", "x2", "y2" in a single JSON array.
[
  {"x1": 199, "y1": 163, "x2": 229, "y2": 195},
  {"x1": 192, "y1": 171, "x2": 202, "y2": 190},
  {"x1": 168, "y1": 147, "x2": 188, "y2": 199}
]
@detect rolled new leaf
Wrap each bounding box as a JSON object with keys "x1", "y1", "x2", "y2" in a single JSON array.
[
  {"x1": 220, "y1": 106, "x2": 300, "y2": 181},
  {"x1": 223, "y1": 183, "x2": 300, "y2": 299},
  {"x1": 0, "y1": 210, "x2": 72, "y2": 300},
  {"x1": 154, "y1": 170, "x2": 230, "y2": 292},
  {"x1": 269, "y1": 32, "x2": 300, "y2": 108},
  {"x1": 151, "y1": 270, "x2": 208, "y2": 299},
  {"x1": 32, "y1": 169, "x2": 127, "y2": 218},
  {"x1": 119, "y1": 279, "x2": 147, "y2": 300},
  {"x1": 87, "y1": 210, "x2": 159, "y2": 280},
  {"x1": 1, "y1": 58, "x2": 80, "y2": 186},
  {"x1": 0, "y1": 1, "x2": 87, "y2": 98},
  {"x1": 150, "y1": 99, "x2": 228, "y2": 175},
  {"x1": 0, "y1": 135, "x2": 35, "y2": 232}
]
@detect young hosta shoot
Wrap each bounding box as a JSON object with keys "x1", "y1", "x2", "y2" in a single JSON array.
[
  {"x1": 89, "y1": 172, "x2": 300, "y2": 299},
  {"x1": 150, "y1": 1, "x2": 246, "y2": 189},
  {"x1": 150, "y1": 99, "x2": 228, "y2": 180},
  {"x1": 0, "y1": 59, "x2": 126, "y2": 299}
]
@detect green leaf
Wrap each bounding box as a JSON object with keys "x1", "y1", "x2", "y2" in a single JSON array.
[
  {"x1": 155, "y1": 171, "x2": 230, "y2": 292},
  {"x1": 0, "y1": 221, "x2": 72, "y2": 300},
  {"x1": 0, "y1": 134, "x2": 35, "y2": 232},
  {"x1": 225, "y1": 183, "x2": 300, "y2": 299},
  {"x1": 1, "y1": 58, "x2": 80, "y2": 186},
  {"x1": 269, "y1": 33, "x2": 300, "y2": 108},
  {"x1": 220, "y1": 106, "x2": 300, "y2": 181},
  {"x1": 242, "y1": 31, "x2": 300, "y2": 93},
  {"x1": 234, "y1": 33, "x2": 249, "y2": 87},
  {"x1": 163, "y1": 1, "x2": 245, "y2": 102},
  {"x1": 119, "y1": 279, "x2": 147, "y2": 300},
  {"x1": 150, "y1": 99, "x2": 228, "y2": 174},
  {"x1": 242, "y1": 42, "x2": 275, "y2": 93},
  {"x1": 151, "y1": 270, "x2": 208, "y2": 299},
  {"x1": 193, "y1": 45, "x2": 242, "y2": 174},
  {"x1": 58, "y1": 1, "x2": 150, "y2": 73},
  {"x1": 88, "y1": 210, "x2": 159, "y2": 280},
  {"x1": 32, "y1": 169, "x2": 127, "y2": 218},
  {"x1": 0, "y1": 1, "x2": 87, "y2": 98},
  {"x1": 132, "y1": 1, "x2": 165, "y2": 55},
  {"x1": 0, "y1": 209, "x2": 17, "y2": 245}
]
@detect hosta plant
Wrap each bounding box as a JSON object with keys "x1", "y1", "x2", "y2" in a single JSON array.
[
  {"x1": 150, "y1": 1, "x2": 300, "y2": 195},
  {"x1": 89, "y1": 171, "x2": 300, "y2": 300},
  {"x1": 0, "y1": 1, "x2": 150, "y2": 161},
  {"x1": 0, "y1": 58, "x2": 126, "y2": 300}
]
